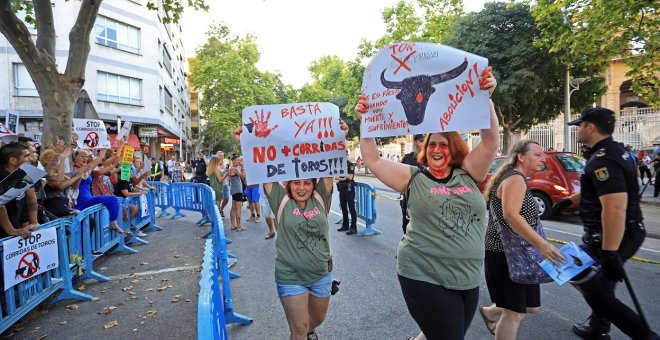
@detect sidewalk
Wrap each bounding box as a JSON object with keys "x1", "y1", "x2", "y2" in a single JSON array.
[{"x1": 4, "y1": 212, "x2": 209, "y2": 340}]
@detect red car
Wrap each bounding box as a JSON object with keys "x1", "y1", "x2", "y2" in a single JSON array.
[{"x1": 479, "y1": 152, "x2": 585, "y2": 219}]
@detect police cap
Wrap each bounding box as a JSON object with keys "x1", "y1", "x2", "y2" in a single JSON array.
[{"x1": 568, "y1": 107, "x2": 615, "y2": 130}]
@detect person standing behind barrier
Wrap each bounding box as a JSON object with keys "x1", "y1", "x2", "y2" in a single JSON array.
[
  {"x1": 566, "y1": 107, "x2": 658, "y2": 340},
  {"x1": 229, "y1": 155, "x2": 246, "y2": 231},
  {"x1": 115, "y1": 173, "x2": 148, "y2": 236},
  {"x1": 259, "y1": 183, "x2": 276, "y2": 239},
  {"x1": 234, "y1": 120, "x2": 348, "y2": 340},
  {"x1": 355, "y1": 67, "x2": 499, "y2": 340},
  {"x1": 191, "y1": 152, "x2": 208, "y2": 184},
  {"x1": 207, "y1": 156, "x2": 228, "y2": 216},
  {"x1": 335, "y1": 155, "x2": 357, "y2": 235},
  {"x1": 479, "y1": 140, "x2": 565, "y2": 339},
  {"x1": 400, "y1": 134, "x2": 425, "y2": 234},
  {"x1": 150, "y1": 157, "x2": 162, "y2": 182},
  {"x1": 638, "y1": 150, "x2": 652, "y2": 185},
  {"x1": 170, "y1": 158, "x2": 184, "y2": 183},
  {"x1": 217, "y1": 151, "x2": 231, "y2": 217},
  {"x1": 245, "y1": 184, "x2": 261, "y2": 222}
]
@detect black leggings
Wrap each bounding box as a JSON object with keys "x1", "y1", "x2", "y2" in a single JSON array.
[{"x1": 398, "y1": 275, "x2": 479, "y2": 340}]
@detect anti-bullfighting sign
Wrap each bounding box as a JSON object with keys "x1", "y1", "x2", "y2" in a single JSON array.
[
  {"x1": 240, "y1": 102, "x2": 347, "y2": 185},
  {"x1": 361, "y1": 42, "x2": 490, "y2": 138},
  {"x1": 73, "y1": 119, "x2": 110, "y2": 149},
  {"x1": 3, "y1": 228, "x2": 59, "y2": 290}
]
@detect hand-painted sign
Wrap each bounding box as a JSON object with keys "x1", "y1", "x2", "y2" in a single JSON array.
[
  {"x1": 3, "y1": 228, "x2": 59, "y2": 290},
  {"x1": 0, "y1": 163, "x2": 46, "y2": 206},
  {"x1": 360, "y1": 42, "x2": 490, "y2": 138},
  {"x1": 122, "y1": 146, "x2": 135, "y2": 164},
  {"x1": 240, "y1": 102, "x2": 347, "y2": 184},
  {"x1": 120, "y1": 163, "x2": 132, "y2": 181},
  {"x1": 72, "y1": 119, "x2": 110, "y2": 149}
]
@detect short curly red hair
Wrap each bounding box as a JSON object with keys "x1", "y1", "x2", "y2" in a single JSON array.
[{"x1": 417, "y1": 132, "x2": 469, "y2": 168}]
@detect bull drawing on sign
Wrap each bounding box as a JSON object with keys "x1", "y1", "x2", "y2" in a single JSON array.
[{"x1": 380, "y1": 58, "x2": 468, "y2": 126}]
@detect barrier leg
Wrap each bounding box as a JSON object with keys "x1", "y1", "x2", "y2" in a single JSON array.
[
  {"x1": 156, "y1": 207, "x2": 170, "y2": 218},
  {"x1": 196, "y1": 213, "x2": 212, "y2": 226},
  {"x1": 335, "y1": 218, "x2": 343, "y2": 225},
  {"x1": 171, "y1": 208, "x2": 186, "y2": 219},
  {"x1": 112, "y1": 234, "x2": 138, "y2": 254},
  {"x1": 144, "y1": 223, "x2": 163, "y2": 231},
  {"x1": 357, "y1": 220, "x2": 382, "y2": 237},
  {"x1": 126, "y1": 232, "x2": 149, "y2": 245}
]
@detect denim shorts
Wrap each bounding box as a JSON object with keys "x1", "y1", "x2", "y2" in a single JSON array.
[
  {"x1": 276, "y1": 272, "x2": 333, "y2": 298},
  {"x1": 223, "y1": 183, "x2": 230, "y2": 198}
]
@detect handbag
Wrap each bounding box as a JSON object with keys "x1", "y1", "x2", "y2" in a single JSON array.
[{"x1": 496, "y1": 217, "x2": 553, "y2": 284}]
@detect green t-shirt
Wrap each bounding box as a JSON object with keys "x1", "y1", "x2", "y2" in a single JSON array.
[
  {"x1": 397, "y1": 167, "x2": 487, "y2": 290},
  {"x1": 267, "y1": 181, "x2": 332, "y2": 285}
]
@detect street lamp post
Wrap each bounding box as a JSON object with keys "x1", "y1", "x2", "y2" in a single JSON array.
[
  {"x1": 563, "y1": 70, "x2": 586, "y2": 151},
  {"x1": 173, "y1": 117, "x2": 184, "y2": 161}
]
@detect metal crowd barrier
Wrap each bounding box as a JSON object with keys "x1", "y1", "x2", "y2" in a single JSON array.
[
  {"x1": 147, "y1": 181, "x2": 172, "y2": 217},
  {"x1": 197, "y1": 238, "x2": 228, "y2": 340},
  {"x1": 0, "y1": 219, "x2": 91, "y2": 333},
  {"x1": 354, "y1": 182, "x2": 381, "y2": 236},
  {"x1": 210, "y1": 204, "x2": 252, "y2": 326},
  {"x1": 68, "y1": 204, "x2": 135, "y2": 284},
  {"x1": 169, "y1": 183, "x2": 213, "y2": 225},
  {"x1": 119, "y1": 190, "x2": 163, "y2": 247}
]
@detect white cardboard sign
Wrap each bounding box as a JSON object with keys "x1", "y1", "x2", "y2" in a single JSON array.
[
  {"x1": 118, "y1": 121, "x2": 132, "y2": 141},
  {"x1": 361, "y1": 42, "x2": 490, "y2": 137},
  {"x1": 72, "y1": 118, "x2": 110, "y2": 149},
  {"x1": 240, "y1": 102, "x2": 347, "y2": 184},
  {"x1": 0, "y1": 163, "x2": 47, "y2": 206},
  {"x1": 3, "y1": 228, "x2": 59, "y2": 290}
]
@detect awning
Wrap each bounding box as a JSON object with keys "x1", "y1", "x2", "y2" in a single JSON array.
[
  {"x1": 108, "y1": 133, "x2": 141, "y2": 149},
  {"x1": 158, "y1": 128, "x2": 176, "y2": 137}
]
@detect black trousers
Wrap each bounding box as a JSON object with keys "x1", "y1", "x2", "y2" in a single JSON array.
[
  {"x1": 654, "y1": 171, "x2": 659, "y2": 197},
  {"x1": 399, "y1": 275, "x2": 479, "y2": 340},
  {"x1": 574, "y1": 224, "x2": 652, "y2": 338},
  {"x1": 338, "y1": 182, "x2": 356, "y2": 229}
]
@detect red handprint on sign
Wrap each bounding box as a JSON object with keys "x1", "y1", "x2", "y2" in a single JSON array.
[{"x1": 248, "y1": 109, "x2": 278, "y2": 138}]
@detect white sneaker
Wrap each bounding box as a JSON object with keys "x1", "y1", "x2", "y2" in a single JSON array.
[
  {"x1": 247, "y1": 216, "x2": 256, "y2": 222},
  {"x1": 255, "y1": 216, "x2": 261, "y2": 223},
  {"x1": 136, "y1": 231, "x2": 147, "y2": 237}
]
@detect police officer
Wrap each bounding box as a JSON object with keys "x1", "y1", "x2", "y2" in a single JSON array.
[
  {"x1": 336, "y1": 154, "x2": 357, "y2": 235},
  {"x1": 400, "y1": 134, "x2": 425, "y2": 234},
  {"x1": 565, "y1": 107, "x2": 657, "y2": 340}
]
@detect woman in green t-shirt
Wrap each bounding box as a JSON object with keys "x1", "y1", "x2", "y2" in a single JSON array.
[
  {"x1": 233, "y1": 120, "x2": 348, "y2": 340},
  {"x1": 355, "y1": 68, "x2": 498, "y2": 340}
]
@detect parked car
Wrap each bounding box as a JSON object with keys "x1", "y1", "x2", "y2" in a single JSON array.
[{"x1": 479, "y1": 152, "x2": 585, "y2": 219}]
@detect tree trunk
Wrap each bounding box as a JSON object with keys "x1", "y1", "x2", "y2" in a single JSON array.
[
  {"x1": 502, "y1": 127, "x2": 512, "y2": 154},
  {"x1": 39, "y1": 83, "x2": 79, "y2": 148}
]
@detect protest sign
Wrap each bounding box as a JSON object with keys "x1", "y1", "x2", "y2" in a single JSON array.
[
  {"x1": 0, "y1": 163, "x2": 46, "y2": 206},
  {"x1": 3, "y1": 228, "x2": 59, "y2": 290},
  {"x1": 240, "y1": 102, "x2": 347, "y2": 184},
  {"x1": 360, "y1": 42, "x2": 490, "y2": 138},
  {"x1": 118, "y1": 121, "x2": 132, "y2": 141},
  {"x1": 120, "y1": 163, "x2": 132, "y2": 181},
  {"x1": 23, "y1": 131, "x2": 42, "y2": 144},
  {"x1": 5, "y1": 110, "x2": 19, "y2": 133},
  {"x1": 140, "y1": 194, "x2": 149, "y2": 217},
  {"x1": 72, "y1": 118, "x2": 110, "y2": 149},
  {"x1": 122, "y1": 146, "x2": 135, "y2": 164},
  {"x1": 0, "y1": 122, "x2": 18, "y2": 144}
]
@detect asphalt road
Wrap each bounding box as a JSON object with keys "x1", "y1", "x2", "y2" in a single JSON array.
[{"x1": 226, "y1": 176, "x2": 659, "y2": 340}]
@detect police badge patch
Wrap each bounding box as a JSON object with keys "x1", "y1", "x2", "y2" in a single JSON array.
[{"x1": 594, "y1": 167, "x2": 609, "y2": 181}]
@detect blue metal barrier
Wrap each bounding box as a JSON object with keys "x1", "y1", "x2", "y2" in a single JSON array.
[
  {"x1": 355, "y1": 183, "x2": 381, "y2": 236},
  {"x1": 147, "y1": 181, "x2": 172, "y2": 217},
  {"x1": 169, "y1": 183, "x2": 213, "y2": 225},
  {"x1": 197, "y1": 238, "x2": 228, "y2": 340},
  {"x1": 119, "y1": 191, "x2": 163, "y2": 246},
  {"x1": 210, "y1": 205, "x2": 252, "y2": 325},
  {"x1": 335, "y1": 182, "x2": 381, "y2": 236},
  {"x1": 68, "y1": 204, "x2": 135, "y2": 283},
  {"x1": 1, "y1": 219, "x2": 91, "y2": 333}
]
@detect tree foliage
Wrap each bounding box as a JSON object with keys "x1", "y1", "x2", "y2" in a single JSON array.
[
  {"x1": 444, "y1": 2, "x2": 605, "y2": 152},
  {"x1": 190, "y1": 24, "x2": 296, "y2": 152},
  {"x1": 0, "y1": 0, "x2": 207, "y2": 147},
  {"x1": 532, "y1": 0, "x2": 659, "y2": 106}
]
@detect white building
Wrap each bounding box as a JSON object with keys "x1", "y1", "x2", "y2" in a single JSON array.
[{"x1": 0, "y1": 0, "x2": 193, "y2": 160}]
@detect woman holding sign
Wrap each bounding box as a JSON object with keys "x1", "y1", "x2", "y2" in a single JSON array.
[
  {"x1": 356, "y1": 67, "x2": 498, "y2": 340},
  {"x1": 233, "y1": 119, "x2": 348, "y2": 340}
]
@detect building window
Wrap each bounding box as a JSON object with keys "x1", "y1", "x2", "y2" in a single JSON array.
[
  {"x1": 163, "y1": 46, "x2": 172, "y2": 75},
  {"x1": 164, "y1": 88, "x2": 173, "y2": 113},
  {"x1": 97, "y1": 71, "x2": 142, "y2": 105},
  {"x1": 94, "y1": 16, "x2": 141, "y2": 54},
  {"x1": 14, "y1": 64, "x2": 38, "y2": 97}
]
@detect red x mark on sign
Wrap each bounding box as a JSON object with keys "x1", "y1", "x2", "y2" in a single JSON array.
[{"x1": 391, "y1": 51, "x2": 417, "y2": 74}]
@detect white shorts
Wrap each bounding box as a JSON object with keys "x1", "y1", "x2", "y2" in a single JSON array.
[{"x1": 259, "y1": 197, "x2": 274, "y2": 219}]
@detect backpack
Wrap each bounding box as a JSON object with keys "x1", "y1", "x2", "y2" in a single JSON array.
[{"x1": 276, "y1": 191, "x2": 327, "y2": 225}]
